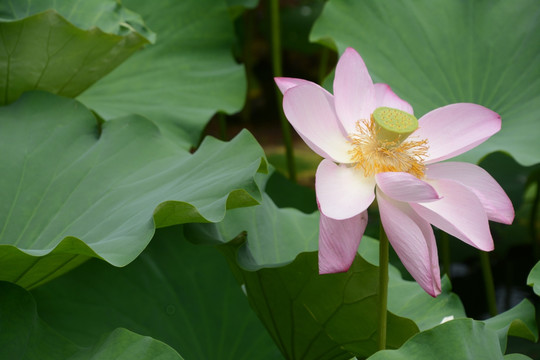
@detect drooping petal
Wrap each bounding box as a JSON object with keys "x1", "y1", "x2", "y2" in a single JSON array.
[
  {"x1": 374, "y1": 83, "x2": 414, "y2": 115},
  {"x1": 316, "y1": 159, "x2": 376, "y2": 220},
  {"x1": 282, "y1": 83, "x2": 352, "y2": 163},
  {"x1": 333, "y1": 47, "x2": 376, "y2": 134},
  {"x1": 376, "y1": 172, "x2": 440, "y2": 202},
  {"x1": 275, "y1": 77, "x2": 316, "y2": 95},
  {"x1": 410, "y1": 178, "x2": 494, "y2": 251},
  {"x1": 319, "y1": 210, "x2": 368, "y2": 274},
  {"x1": 426, "y1": 162, "x2": 514, "y2": 225},
  {"x1": 411, "y1": 103, "x2": 501, "y2": 164},
  {"x1": 377, "y1": 189, "x2": 441, "y2": 297}
]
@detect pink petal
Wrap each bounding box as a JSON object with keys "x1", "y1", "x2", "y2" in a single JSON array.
[
  {"x1": 282, "y1": 83, "x2": 352, "y2": 163},
  {"x1": 333, "y1": 47, "x2": 376, "y2": 134},
  {"x1": 275, "y1": 77, "x2": 315, "y2": 95},
  {"x1": 319, "y1": 210, "x2": 368, "y2": 274},
  {"x1": 377, "y1": 189, "x2": 441, "y2": 297},
  {"x1": 411, "y1": 103, "x2": 501, "y2": 164},
  {"x1": 375, "y1": 172, "x2": 440, "y2": 202},
  {"x1": 374, "y1": 83, "x2": 414, "y2": 115},
  {"x1": 276, "y1": 80, "x2": 349, "y2": 163},
  {"x1": 410, "y1": 178, "x2": 494, "y2": 251},
  {"x1": 426, "y1": 162, "x2": 514, "y2": 225},
  {"x1": 316, "y1": 159, "x2": 376, "y2": 220}
]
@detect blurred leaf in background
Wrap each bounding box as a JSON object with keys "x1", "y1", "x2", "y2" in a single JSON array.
[{"x1": 0, "y1": 281, "x2": 184, "y2": 360}]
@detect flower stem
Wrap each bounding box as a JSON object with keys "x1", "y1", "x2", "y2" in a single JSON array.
[
  {"x1": 218, "y1": 112, "x2": 227, "y2": 140},
  {"x1": 440, "y1": 231, "x2": 451, "y2": 279},
  {"x1": 479, "y1": 250, "x2": 498, "y2": 317},
  {"x1": 378, "y1": 226, "x2": 389, "y2": 350},
  {"x1": 318, "y1": 46, "x2": 330, "y2": 84},
  {"x1": 269, "y1": 0, "x2": 296, "y2": 182},
  {"x1": 530, "y1": 177, "x2": 539, "y2": 259},
  {"x1": 240, "y1": 10, "x2": 255, "y2": 124}
]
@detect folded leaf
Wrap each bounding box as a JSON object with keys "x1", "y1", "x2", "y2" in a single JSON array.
[
  {"x1": 527, "y1": 260, "x2": 540, "y2": 296},
  {"x1": 484, "y1": 300, "x2": 539, "y2": 352}
]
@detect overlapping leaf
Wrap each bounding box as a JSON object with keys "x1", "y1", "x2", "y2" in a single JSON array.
[
  {"x1": 366, "y1": 308, "x2": 538, "y2": 360},
  {"x1": 78, "y1": 0, "x2": 247, "y2": 148},
  {"x1": 0, "y1": 281, "x2": 184, "y2": 360},
  {"x1": 184, "y1": 188, "x2": 450, "y2": 359},
  {"x1": 484, "y1": 300, "x2": 538, "y2": 353},
  {"x1": 0, "y1": 92, "x2": 266, "y2": 288},
  {"x1": 311, "y1": 0, "x2": 540, "y2": 165},
  {"x1": 31, "y1": 226, "x2": 280, "y2": 360},
  {"x1": 225, "y1": 248, "x2": 419, "y2": 359},
  {"x1": 0, "y1": 0, "x2": 154, "y2": 104}
]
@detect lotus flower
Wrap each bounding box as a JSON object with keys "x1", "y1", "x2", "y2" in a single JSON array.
[{"x1": 275, "y1": 47, "x2": 513, "y2": 297}]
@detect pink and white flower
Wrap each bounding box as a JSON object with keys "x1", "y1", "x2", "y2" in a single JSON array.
[{"x1": 275, "y1": 47, "x2": 514, "y2": 297}]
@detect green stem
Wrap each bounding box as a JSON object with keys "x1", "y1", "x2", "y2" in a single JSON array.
[
  {"x1": 269, "y1": 0, "x2": 282, "y2": 77},
  {"x1": 241, "y1": 10, "x2": 254, "y2": 124},
  {"x1": 378, "y1": 226, "x2": 389, "y2": 350},
  {"x1": 269, "y1": 0, "x2": 296, "y2": 182},
  {"x1": 479, "y1": 250, "x2": 498, "y2": 317},
  {"x1": 318, "y1": 46, "x2": 330, "y2": 84},
  {"x1": 440, "y1": 231, "x2": 451, "y2": 280},
  {"x1": 530, "y1": 177, "x2": 539, "y2": 259},
  {"x1": 218, "y1": 112, "x2": 227, "y2": 140}
]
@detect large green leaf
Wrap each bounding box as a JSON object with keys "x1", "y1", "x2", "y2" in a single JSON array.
[
  {"x1": 31, "y1": 226, "x2": 281, "y2": 360},
  {"x1": 311, "y1": 0, "x2": 540, "y2": 165},
  {"x1": 223, "y1": 248, "x2": 419, "y2": 359},
  {"x1": 0, "y1": 0, "x2": 154, "y2": 104},
  {"x1": 0, "y1": 281, "x2": 184, "y2": 360},
  {"x1": 527, "y1": 261, "x2": 540, "y2": 296},
  {"x1": 366, "y1": 319, "x2": 505, "y2": 360},
  {"x1": 78, "y1": 0, "x2": 247, "y2": 148},
  {"x1": 0, "y1": 92, "x2": 266, "y2": 288}
]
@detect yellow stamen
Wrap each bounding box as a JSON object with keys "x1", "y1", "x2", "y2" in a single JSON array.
[{"x1": 348, "y1": 118, "x2": 428, "y2": 178}]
